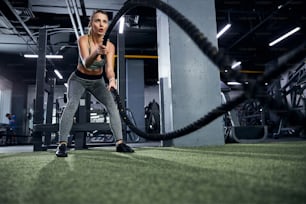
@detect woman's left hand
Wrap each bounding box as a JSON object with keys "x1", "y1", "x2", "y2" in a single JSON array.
[{"x1": 108, "y1": 78, "x2": 117, "y2": 91}]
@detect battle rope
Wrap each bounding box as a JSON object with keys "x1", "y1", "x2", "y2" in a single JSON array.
[{"x1": 102, "y1": 0, "x2": 306, "y2": 141}]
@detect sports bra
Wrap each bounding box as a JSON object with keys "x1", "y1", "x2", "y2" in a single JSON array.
[{"x1": 79, "y1": 36, "x2": 106, "y2": 70}]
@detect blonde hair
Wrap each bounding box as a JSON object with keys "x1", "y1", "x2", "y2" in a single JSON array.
[{"x1": 87, "y1": 9, "x2": 109, "y2": 36}]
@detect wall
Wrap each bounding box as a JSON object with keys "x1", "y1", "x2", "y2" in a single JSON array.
[
  {"x1": 0, "y1": 75, "x2": 12, "y2": 123},
  {"x1": 126, "y1": 59, "x2": 145, "y2": 131}
]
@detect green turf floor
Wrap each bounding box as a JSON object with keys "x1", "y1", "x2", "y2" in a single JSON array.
[{"x1": 0, "y1": 141, "x2": 306, "y2": 204}]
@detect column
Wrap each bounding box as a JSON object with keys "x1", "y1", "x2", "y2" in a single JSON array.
[{"x1": 157, "y1": 0, "x2": 224, "y2": 146}]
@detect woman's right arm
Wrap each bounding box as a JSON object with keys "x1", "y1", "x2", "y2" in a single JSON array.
[{"x1": 78, "y1": 36, "x2": 98, "y2": 68}]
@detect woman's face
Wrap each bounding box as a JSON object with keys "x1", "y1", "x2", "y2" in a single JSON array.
[{"x1": 91, "y1": 12, "x2": 109, "y2": 36}]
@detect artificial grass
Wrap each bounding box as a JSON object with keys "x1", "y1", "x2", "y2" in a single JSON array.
[{"x1": 0, "y1": 141, "x2": 306, "y2": 204}]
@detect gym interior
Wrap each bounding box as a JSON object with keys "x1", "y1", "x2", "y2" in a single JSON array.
[{"x1": 0, "y1": 0, "x2": 305, "y2": 204}]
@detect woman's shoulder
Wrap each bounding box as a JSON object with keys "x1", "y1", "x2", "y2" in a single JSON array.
[{"x1": 78, "y1": 35, "x2": 89, "y2": 43}]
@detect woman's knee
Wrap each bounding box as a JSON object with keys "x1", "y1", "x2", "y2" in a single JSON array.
[{"x1": 65, "y1": 100, "x2": 80, "y2": 112}]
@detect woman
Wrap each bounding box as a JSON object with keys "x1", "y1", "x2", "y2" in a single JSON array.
[{"x1": 56, "y1": 10, "x2": 134, "y2": 157}]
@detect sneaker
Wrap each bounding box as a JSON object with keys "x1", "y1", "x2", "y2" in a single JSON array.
[
  {"x1": 116, "y1": 143, "x2": 135, "y2": 153},
  {"x1": 56, "y1": 143, "x2": 68, "y2": 157}
]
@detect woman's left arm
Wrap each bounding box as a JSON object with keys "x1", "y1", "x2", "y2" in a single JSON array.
[{"x1": 105, "y1": 41, "x2": 116, "y2": 90}]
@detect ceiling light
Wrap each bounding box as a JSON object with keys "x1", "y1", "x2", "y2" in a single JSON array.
[
  {"x1": 269, "y1": 27, "x2": 301, "y2": 46},
  {"x1": 231, "y1": 61, "x2": 241, "y2": 69},
  {"x1": 24, "y1": 54, "x2": 39, "y2": 58},
  {"x1": 216, "y1": 23, "x2": 231, "y2": 39},
  {"x1": 46, "y1": 55, "x2": 63, "y2": 59},
  {"x1": 24, "y1": 54, "x2": 63, "y2": 59},
  {"x1": 54, "y1": 69, "x2": 63, "y2": 79},
  {"x1": 227, "y1": 81, "x2": 242, "y2": 86},
  {"x1": 119, "y1": 16, "x2": 125, "y2": 34}
]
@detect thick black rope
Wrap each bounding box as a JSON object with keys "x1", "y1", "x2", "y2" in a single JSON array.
[
  {"x1": 102, "y1": 0, "x2": 306, "y2": 141},
  {"x1": 111, "y1": 87, "x2": 246, "y2": 140},
  {"x1": 111, "y1": 44, "x2": 306, "y2": 140}
]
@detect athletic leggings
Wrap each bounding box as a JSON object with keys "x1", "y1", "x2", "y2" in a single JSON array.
[{"x1": 58, "y1": 70, "x2": 123, "y2": 142}]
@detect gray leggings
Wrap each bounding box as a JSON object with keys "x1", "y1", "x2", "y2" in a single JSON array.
[{"x1": 58, "y1": 72, "x2": 123, "y2": 142}]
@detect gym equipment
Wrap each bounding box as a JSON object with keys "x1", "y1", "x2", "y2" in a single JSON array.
[
  {"x1": 267, "y1": 60, "x2": 306, "y2": 138},
  {"x1": 85, "y1": 108, "x2": 140, "y2": 144},
  {"x1": 237, "y1": 99, "x2": 264, "y2": 126},
  {"x1": 231, "y1": 126, "x2": 268, "y2": 143},
  {"x1": 34, "y1": 123, "x2": 112, "y2": 149},
  {"x1": 0, "y1": 123, "x2": 32, "y2": 145},
  {"x1": 32, "y1": 91, "x2": 114, "y2": 150},
  {"x1": 221, "y1": 92, "x2": 268, "y2": 143},
  {"x1": 144, "y1": 99, "x2": 160, "y2": 134}
]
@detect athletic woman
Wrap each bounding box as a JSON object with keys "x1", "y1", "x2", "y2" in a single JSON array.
[{"x1": 56, "y1": 10, "x2": 134, "y2": 157}]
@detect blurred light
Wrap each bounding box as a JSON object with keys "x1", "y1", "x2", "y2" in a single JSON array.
[
  {"x1": 231, "y1": 61, "x2": 241, "y2": 69},
  {"x1": 24, "y1": 54, "x2": 63, "y2": 59},
  {"x1": 119, "y1": 16, "x2": 125, "y2": 34},
  {"x1": 227, "y1": 81, "x2": 242, "y2": 86},
  {"x1": 216, "y1": 23, "x2": 231, "y2": 39},
  {"x1": 269, "y1": 27, "x2": 300, "y2": 46},
  {"x1": 47, "y1": 55, "x2": 63, "y2": 59},
  {"x1": 24, "y1": 54, "x2": 38, "y2": 58},
  {"x1": 54, "y1": 69, "x2": 63, "y2": 79}
]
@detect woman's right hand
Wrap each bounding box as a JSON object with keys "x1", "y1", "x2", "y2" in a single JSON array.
[{"x1": 96, "y1": 43, "x2": 108, "y2": 55}]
